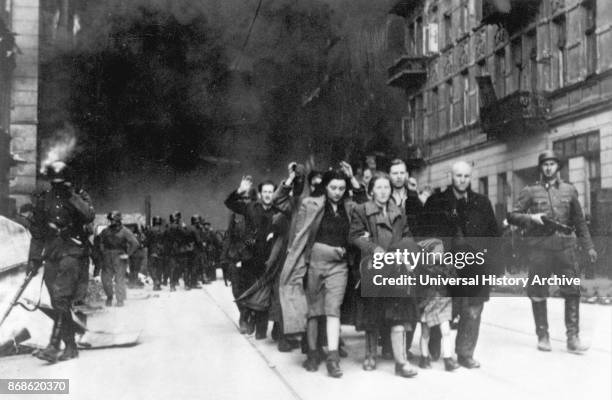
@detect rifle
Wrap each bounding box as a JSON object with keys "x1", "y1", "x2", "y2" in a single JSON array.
[
  {"x1": 541, "y1": 216, "x2": 575, "y2": 235},
  {"x1": 0, "y1": 265, "x2": 36, "y2": 328}
]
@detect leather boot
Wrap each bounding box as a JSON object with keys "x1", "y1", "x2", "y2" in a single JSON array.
[
  {"x1": 565, "y1": 297, "x2": 589, "y2": 353},
  {"x1": 302, "y1": 350, "x2": 320, "y2": 372},
  {"x1": 35, "y1": 314, "x2": 64, "y2": 363},
  {"x1": 255, "y1": 312, "x2": 268, "y2": 340},
  {"x1": 59, "y1": 314, "x2": 79, "y2": 361},
  {"x1": 362, "y1": 331, "x2": 377, "y2": 371},
  {"x1": 531, "y1": 300, "x2": 551, "y2": 351},
  {"x1": 444, "y1": 357, "x2": 460, "y2": 371},
  {"x1": 326, "y1": 350, "x2": 343, "y2": 378}
]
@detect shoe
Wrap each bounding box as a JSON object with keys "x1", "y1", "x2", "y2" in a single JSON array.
[
  {"x1": 255, "y1": 331, "x2": 267, "y2": 340},
  {"x1": 382, "y1": 350, "x2": 393, "y2": 360},
  {"x1": 116, "y1": 300, "x2": 124, "y2": 307},
  {"x1": 302, "y1": 350, "x2": 320, "y2": 372},
  {"x1": 58, "y1": 344, "x2": 79, "y2": 361},
  {"x1": 419, "y1": 355, "x2": 431, "y2": 369},
  {"x1": 185, "y1": 285, "x2": 191, "y2": 291},
  {"x1": 406, "y1": 350, "x2": 417, "y2": 362},
  {"x1": 277, "y1": 337, "x2": 295, "y2": 352},
  {"x1": 338, "y1": 344, "x2": 348, "y2": 358},
  {"x1": 35, "y1": 314, "x2": 64, "y2": 364},
  {"x1": 362, "y1": 356, "x2": 376, "y2": 371},
  {"x1": 192, "y1": 283, "x2": 202, "y2": 289},
  {"x1": 326, "y1": 351, "x2": 343, "y2": 378},
  {"x1": 170, "y1": 285, "x2": 176, "y2": 292},
  {"x1": 395, "y1": 363, "x2": 418, "y2": 378},
  {"x1": 444, "y1": 357, "x2": 460, "y2": 371},
  {"x1": 458, "y1": 356, "x2": 480, "y2": 369},
  {"x1": 153, "y1": 285, "x2": 161, "y2": 291},
  {"x1": 537, "y1": 334, "x2": 552, "y2": 351},
  {"x1": 105, "y1": 298, "x2": 113, "y2": 307},
  {"x1": 567, "y1": 336, "x2": 589, "y2": 353}
]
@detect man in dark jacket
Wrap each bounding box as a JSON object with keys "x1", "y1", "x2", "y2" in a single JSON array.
[
  {"x1": 418, "y1": 161, "x2": 500, "y2": 369},
  {"x1": 99, "y1": 211, "x2": 139, "y2": 307},
  {"x1": 225, "y1": 176, "x2": 277, "y2": 339},
  {"x1": 145, "y1": 216, "x2": 166, "y2": 291},
  {"x1": 27, "y1": 161, "x2": 95, "y2": 363}
]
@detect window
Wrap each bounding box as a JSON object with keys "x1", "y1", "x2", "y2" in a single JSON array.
[
  {"x1": 553, "y1": 17, "x2": 567, "y2": 88},
  {"x1": 416, "y1": 17, "x2": 424, "y2": 56},
  {"x1": 525, "y1": 30, "x2": 538, "y2": 91},
  {"x1": 439, "y1": 85, "x2": 448, "y2": 136},
  {"x1": 479, "y1": 177, "x2": 489, "y2": 196},
  {"x1": 511, "y1": 38, "x2": 522, "y2": 92},
  {"x1": 429, "y1": 87, "x2": 439, "y2": 136},
  {"x1": 447, "y1": 79, "x2": 454, "y2": 132},
  {"x1": 460, "y1": 1, "x2": 470, "y2": 36},
  {"x1": 415, "y1": 94, "x2": 424, "y2": 144},
  {"x1": 494, "y1": 50, "x2": 506, "y2": 97},
  {"x1": 463, "y1": 72, "x2": 470, "y2": 125},
  {"x1": 444, "y1": 12, "x2": 452, "y2": 48},
  {"x1": 407, "y1": 22, "x2": 416, "y2": 55},
  {"x1": 425, "y1": 22, "x2": 439, "y2": 53},
  {"x1": 584, "y1": 0, "x2": 597, "y2": 75}
]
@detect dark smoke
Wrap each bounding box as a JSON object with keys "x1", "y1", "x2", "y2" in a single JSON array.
[{"x1": 39, "y1": 0, "x2": 404, "y2": 226}]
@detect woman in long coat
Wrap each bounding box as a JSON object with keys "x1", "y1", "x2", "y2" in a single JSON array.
[
  {"x1": 279, "y1": 168, "x2": 358, "y2": 378},
  {"x1": 350, "y1": 172, "x2": 418, "y2": 378}
]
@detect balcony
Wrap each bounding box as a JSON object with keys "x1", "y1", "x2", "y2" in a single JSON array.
[
  {"x1": 481, "y1": 0, "x2": 541, "y2": 32},
  {"x1": 389, "y1": 0, "x2": 424, "y2": 18},
  {"x1": 387, "y1": 55, "x2": 428, "y2": 92},
  {"x1": 479, "y1": 91, "x2": 550, "y2": 140}
]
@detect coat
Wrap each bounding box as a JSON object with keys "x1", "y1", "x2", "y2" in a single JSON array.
[
  {"x1": 279, "y1": 195, "x2": 355, "y2": 334},
  {"x1": 417, "y1": 186, "x2": 501, "y2": 298},
  {"x1": 349, "y1": 200, "x2": 418, "y2": 330}
]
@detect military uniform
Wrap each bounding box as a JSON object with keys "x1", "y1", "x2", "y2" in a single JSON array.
[
  {"x1": 167, "y1": 219, "x2": 199, "y2": 290},
  {"x1": 508, "y1": 150, "x2": 594, "y2": 353},
  {"x1": 509, "y1": 178, "x2": 593, "y2": 298},
  {"x1": 201, "y1": 228, "x2": 222, "y2": 282},
  {"x1": 28, "y1": 182, "x2": 95, "y2": 362},
  {"x1": 98, "y1": 223, "x2": 139, "y2": 305},
  {"x1": 145, "y1": 221, "x2": 167, "y2": 290}
]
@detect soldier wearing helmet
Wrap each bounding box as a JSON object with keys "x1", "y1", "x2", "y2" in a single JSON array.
[
  {"x1": 508, "y1": 150, "x2": 597, "y2": 354},
  {"x1": 145, "y1": 216, "x2": 167, "y2": 291},
  {"x1": 27, "y1": 161, "x2": 95, "y2": 363},
  {"x1": 98, "y1": 210, "x2": 139, "y2": 307},
  {"x1": 166, "y1": 210, "x2": 199, "y2": 290}
]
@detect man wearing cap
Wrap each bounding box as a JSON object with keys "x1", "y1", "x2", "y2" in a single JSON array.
[
  {"x1": 98, "y1": 211, "x2": 139, "y2": 307},
  {"x1": 508, "y1": 150, "x2": 597, "y2": 353},
  {"x1": 27, "y1": 161, "x2": 95, "y2": 363}
]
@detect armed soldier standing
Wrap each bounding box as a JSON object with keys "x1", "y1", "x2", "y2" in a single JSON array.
[
  {"x1": 508, "y1": 150, "x2": 597, "y2": 353},
  {"x1": 27, "y1": 161, "x2": 95, "y2": 363},
  {"x1": 145, "y1": 216, "x2": 167, "y2": 291},
  {"x1": 201, "y1": 220, "x2": 222, "y2": 283}
]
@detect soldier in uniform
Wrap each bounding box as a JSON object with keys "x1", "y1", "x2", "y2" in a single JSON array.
[
  {"x1": 508, "y1": 150, "x2": 597, "y2": 353},
  {"x1": 201, "y1": 220, "x2": 222, "y2": 283},
  {"x1": 167, "y1": 211, "x2": 199, "y2": 290},
  {"x1": 145, "y1": 216, "x2": 166, "y2": 291},
  {"x1": 190, "y1": 214, "x2": 205, "y2": 286},
  {"x1": 27, "y1": 161, "x2": 95, "y2": 363},
  {"x1": 98, "y1": 211, "x2": 139, "y2": 307},
  {"x1": 127, "y1": 223, "x2": 147, "y2": 288}
]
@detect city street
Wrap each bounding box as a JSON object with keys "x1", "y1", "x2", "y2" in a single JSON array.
[{"x1": 1, "y1": 275, "x2": 610, "y2": 400}]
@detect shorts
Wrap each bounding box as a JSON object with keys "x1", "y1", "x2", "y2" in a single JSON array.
[{"x1": 306, "y1": 242, "x2": 348, "y2": 318}]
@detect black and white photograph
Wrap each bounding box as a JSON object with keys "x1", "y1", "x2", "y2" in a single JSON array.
[{"x1": 0, "y1": 0, "x2": 611, "y2": 399}]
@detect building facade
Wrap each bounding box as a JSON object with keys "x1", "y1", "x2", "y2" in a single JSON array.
[
  {"x1": 0, "y1": 0, "x2": 39, "y2": 216},
  {"x1": 388, "y1": 0, "x2": 612, "y2": 235}
]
